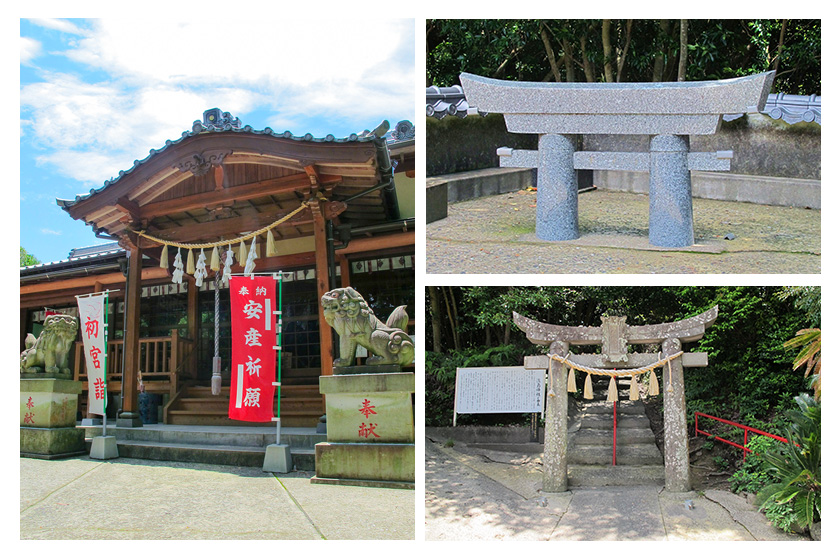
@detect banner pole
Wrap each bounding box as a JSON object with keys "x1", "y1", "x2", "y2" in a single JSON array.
[
  {"x1": 275, "y1": 271, "x2": 283, "y2": 445},
  {"x1": 102, "y1": 290, "x2": 110, "y2": 438}
]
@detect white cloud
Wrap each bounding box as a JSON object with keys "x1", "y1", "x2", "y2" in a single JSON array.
[
  {"x1": 40, "y1": 228, "x2": 63, "y2": 235},
  {"x1": 20, "y1": 37, "x2": 42, "y2": 64},
  {"x1": 20, "y1": 17, "x2": 415, "y2": 186},
  {"x1": 28, "y1": 18, "x2": 86, "y2": 36}
]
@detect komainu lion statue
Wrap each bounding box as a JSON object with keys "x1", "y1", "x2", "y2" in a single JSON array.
[
  {"x1": 321, "y1": 287, "x2": 414, "y2": 367},
  {"x1": 20, "y1": 314, "x2": 79, "y2": 379}
]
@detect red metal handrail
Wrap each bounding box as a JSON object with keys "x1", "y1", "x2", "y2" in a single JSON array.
[{"x1": 694, "y1": 411, "x2": 789, "y2": 461}]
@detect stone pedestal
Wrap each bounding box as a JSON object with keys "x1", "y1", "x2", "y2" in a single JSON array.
[
  {"x1": 90, "y1": 435, "x2": 119, "y2": 460},
  {"x1": 263, "y1": 444, "x2": 292, "y2": 473},
  {"x1": 20, "y1": 378, "x2": 85, "y2": 459},
  {"x1": 312, "y1": 369, "x2": 414, "y2": 489}
]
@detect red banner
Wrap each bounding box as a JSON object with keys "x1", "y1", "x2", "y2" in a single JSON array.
[{"x1": 229, "y1": 276, "x2": 277, "y2": 422}]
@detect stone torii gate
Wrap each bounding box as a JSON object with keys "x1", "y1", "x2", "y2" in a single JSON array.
[
  {"x1": 461, "y1": 72, "x2": 775, "y2": 247},
  {"x1": 514, "y1": 306, "x2": 718, "y2": 492}
]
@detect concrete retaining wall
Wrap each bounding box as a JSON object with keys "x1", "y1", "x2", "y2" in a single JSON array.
[{"x1": 595, "y1": 170, "x2": 821, "y2": 209}]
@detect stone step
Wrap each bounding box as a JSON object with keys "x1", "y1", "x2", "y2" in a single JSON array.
[
  {"x1": 579, "y1": 414, "x2": 651, "y2": 430},
  {"x1": 84, "y1": 439, "x2": 316, "y2": 470},
  {"x1": 568, "y1": 464, "x2": 665, "y2": 487},
  {"x1": 572, "y1": 428, "x2": 656, "y2": 445},
  {"x1": 80, "y1": 425, "x2": 326, "y2": 448},
  {"x1": 582, "y1": 400, "x2": 646, "y2": 414},
  {"x1": 569, "y1": 442, "x2": 663, "y2": 465}
]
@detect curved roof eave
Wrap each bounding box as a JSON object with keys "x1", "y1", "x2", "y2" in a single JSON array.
[{"x1": 55, "y1": 120, "x2": 385, "y2": 212}]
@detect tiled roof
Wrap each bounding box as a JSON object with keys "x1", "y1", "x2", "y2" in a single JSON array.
[
  {"x1": 56, "y1": 109, "x2": 406, "y2": 211},
  {"x1": 723, "y1": 93, "x2": 821, "y2": 125},
  {"x1": 20, "y1": 243, "x2": 125, "y2": 275},
  {"x1": 426, "y1": 86, "x2": 485, "y2": 119}
]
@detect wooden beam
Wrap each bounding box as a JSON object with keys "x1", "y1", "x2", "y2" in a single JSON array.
[
  {"x1": 138, "y1": 172, "x2": 342, "y2": 219},
  {"x1": 146, "y1": 207, "x2": 315, "y2": 243},
  {"x1": 21, "y1": 267, "x2": 169, "y2": 296},
  {"x1": 335, "y1": 231, "x2": 414, "y2": 256},
  {"x1": 114, "y1": 196, "x2": 141, "y2": 222}
]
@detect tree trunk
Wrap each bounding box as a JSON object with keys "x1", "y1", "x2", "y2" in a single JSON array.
[
  {"x1": 652, "y1": 19, "x2": 670, "y2": 82},
  {"x1": 503, "y1": 321, "x2": 511, "y2": 346},
  {"x1": 441, "y1": 286, "x2": 460, "y2": 351},
  {"x1": 580, "y1": 35, "x2": 595, "y2": 82},
  {"x1": 541, "y1": 22, "x2": 563, "y2": 82},
  {"x1": 616, "y1": 19, "x2": 633, "y2": 82},
  {"x1": 562, "y1": 38, "x2": 576, "y2": 82},
  {"x1": 677, "y1": 19, "x2": 688, "y2": 82},
  {"x1": 428, "y1": 286, "x2": 442, "y2": 353},
  {"x1": 602, "y1": 19, "x2": 614, "y2": 82},
  {"x1": 772, "y1": 19, "x2": 788, "y2": 74},
  {"x1": 448, "y1": 286, "x2": 461, "y2": 347}
]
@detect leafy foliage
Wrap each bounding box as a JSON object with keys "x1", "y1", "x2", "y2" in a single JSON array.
[
  {"x1": 425, "y1": 286, "x2": 814, "y2": 427},
  {"x1": 756, "y1": 394, "x2": 821, "y2": 531},
  {"x1": 20, "y1": 246, "x2": 40, "y2": 267},
  {"x1": 427, "y1": 19, "x2": 820, "y2": 94},
  {"x1": 729, "y1": 436, "x2": 780, "y2": 494}
]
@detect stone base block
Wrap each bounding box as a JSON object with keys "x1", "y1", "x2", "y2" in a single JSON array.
[
  {"x1": 20, "y1": 426, "x2": 85, "y2": 459},
  {"x1": 313, "y1": 442, "x2": 414, "y2": 488},
  {"x1": 426, "y1": 181, "x2": 448, "y2": 223},
  {"x1": 90, "y1": 435, "x2": 119, "y2": 460},
  {"x1": 320, "y1": 372, "x2": 415, "y2": 443},
  {"x1": 262, "y1": 444, "x2": 292, "y2": 473},
  {"x1": 20, "y1": 378, "x2": 82, "y2": 428}
]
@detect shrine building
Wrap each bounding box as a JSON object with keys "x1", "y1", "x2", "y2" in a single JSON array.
[{"x1": 19, "y1": 109, "x2": 415, "y2": 428}]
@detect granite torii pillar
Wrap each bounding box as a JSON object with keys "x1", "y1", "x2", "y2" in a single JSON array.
[
  {"x1": 461, "y1": 71, "x2": 775, "y2": 247},
  {"x1": 515, "y1": 305, "x2": 718, "y2": 492}
]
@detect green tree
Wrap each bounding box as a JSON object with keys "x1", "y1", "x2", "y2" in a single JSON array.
[
  {"x1": 427, "y1": 19, "x2": 820, "y2": 94},
  {"x1": 20, "y1": 246, "x2": 40, "y2": 267}
]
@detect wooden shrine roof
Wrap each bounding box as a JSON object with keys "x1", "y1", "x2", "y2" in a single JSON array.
[{"x1": 56, "y1": 110, "x2": 397, "y2": 249}]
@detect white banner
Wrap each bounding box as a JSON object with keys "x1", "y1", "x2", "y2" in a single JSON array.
[
  {"x1": 454, "y1": 367, "x2": 545, "y2": 425},
  {"x1": 77, "y1": 294, "x2": 107, "y2": 416}
]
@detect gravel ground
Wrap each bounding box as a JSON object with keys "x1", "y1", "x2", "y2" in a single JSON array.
[{"x1": 426, "y1": 190, "x2": 820, "y2": 274}]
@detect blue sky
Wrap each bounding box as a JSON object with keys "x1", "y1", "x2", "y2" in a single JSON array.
[{"x1": 20, "y1": 17, "x2": 416, "y2": 264}]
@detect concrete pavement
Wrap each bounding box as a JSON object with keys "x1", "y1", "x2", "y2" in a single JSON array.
[
  {"x1": 424, "y1": 438, "x2": 808, "y2": 541},
  {"x1": 20, "y1": 456, "x2": 414, "y2": 540}
]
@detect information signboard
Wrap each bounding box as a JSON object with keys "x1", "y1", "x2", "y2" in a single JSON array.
[{"x1": 453, "y1": 367, "x2": 545, "y2": 426}]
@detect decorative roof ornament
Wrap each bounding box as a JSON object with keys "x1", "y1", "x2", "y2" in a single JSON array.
[{"x1": 389, "y1": 120, "x2": 416, "y2": 142}]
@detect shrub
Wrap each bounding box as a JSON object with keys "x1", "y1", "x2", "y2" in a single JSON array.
[{"x1": 757, "y1": 394, "x2": 821, "y2": 531}]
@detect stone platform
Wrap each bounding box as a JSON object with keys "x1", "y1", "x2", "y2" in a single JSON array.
[
  {"x1": 313, "y1": 369, "x2": 415, "y2": 488},
  {"x1": 20, "y1": 378, "x2": 85, "y2": 459}
]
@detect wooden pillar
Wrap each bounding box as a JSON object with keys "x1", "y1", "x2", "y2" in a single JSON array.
[
  {"x1": 117, "y1": 244, "x2": 143, "y2": 427},
  {"x1": 338, "y1": 254, "x2": 351, "y2": 288},
  {"x1": 543, "y1": 340, "x2": 569, "y2": 493},
  {"x1": 311, "y1": 199, "x2": 333, "y2": 377},
  {"x1": 662, "y1": 337, "x2": 690, "y2": 491}
]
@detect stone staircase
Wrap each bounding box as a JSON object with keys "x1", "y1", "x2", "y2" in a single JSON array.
[
  {"x1": 165, "y1": 385, "x2": 323, "y2": 427},
  {"x1": 567, "y1": 378, "x2": 665, "y2": 486},
  {"x1": 81, "y1": 423, "x2": 326, "y2": 470}
]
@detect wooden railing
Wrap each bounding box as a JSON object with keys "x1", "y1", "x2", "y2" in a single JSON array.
[{"x1": 74, "y1": 329, "x2": 194, "y2": 411}]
